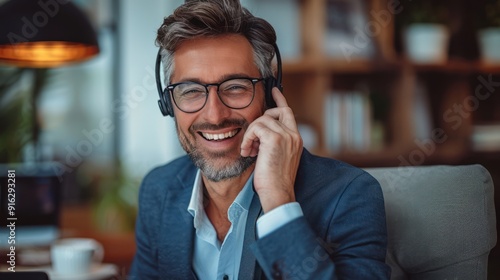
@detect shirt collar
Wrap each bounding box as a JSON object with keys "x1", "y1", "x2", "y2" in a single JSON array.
[{"x1": 187, "y1": 170, "x2": 255, "y2": 227}]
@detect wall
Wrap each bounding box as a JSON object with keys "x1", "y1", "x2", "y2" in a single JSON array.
[{"x1": 119, "y1": 0, "x2": 184, "y2": 177}]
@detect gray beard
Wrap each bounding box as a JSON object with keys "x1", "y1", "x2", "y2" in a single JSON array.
[
  {"x1": 176, "y1": 119, "x2": 256, "y2": 182},
  {"x1": 188, "y1": 149, "x2": 256, "y2": 182}
]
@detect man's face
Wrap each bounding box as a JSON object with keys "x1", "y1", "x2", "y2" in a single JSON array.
[{"x1": 171, "y1": 34, "x2": 265, "y2": 182}]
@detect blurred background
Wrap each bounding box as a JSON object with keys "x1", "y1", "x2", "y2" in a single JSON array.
[{"x1": 0, "y1": 0, "x2": 499, "y2": 277}]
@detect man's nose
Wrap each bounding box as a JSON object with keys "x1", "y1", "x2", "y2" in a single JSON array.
[{"x1": 201, "y1": 86, "x2": 231, "y2": 122}]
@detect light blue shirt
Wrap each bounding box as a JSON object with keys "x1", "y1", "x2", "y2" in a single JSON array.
[{"x1": 188, "y1": 170, "x2": 303, "y2": 280}]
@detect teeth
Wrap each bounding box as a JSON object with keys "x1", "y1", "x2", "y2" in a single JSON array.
[{"x1": 202, "y1": 129, "x2": 238, "y2": 141}]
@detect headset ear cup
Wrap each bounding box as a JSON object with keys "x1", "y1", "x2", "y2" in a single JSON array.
[
  {"x1": 165, "y1": 89, "x2": 175, "y2": 117},
  {"x1": 264, "y1": 77, "x2": 277, "y2": 108},
  {"x1": 158, "y1": 99, "x2": 168, "y2": 116},
  {"x1": 159, "y1": 89, "x2": 174, "y2": 117}
]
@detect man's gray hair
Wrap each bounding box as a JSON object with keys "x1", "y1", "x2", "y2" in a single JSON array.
[{"x1": 156, "y1": 0, "x2": 277, "y2": 85}]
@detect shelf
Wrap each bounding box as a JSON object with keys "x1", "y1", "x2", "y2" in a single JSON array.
[
  {"x1": 281, "y1": 0, "x2": 500, "y2": 171},
  {"x1": 465, "y1": 150, "x2": 500, "y2": 162},
  {"x1": 283, "y1": 58, "x2": 401, "y2": 74},
  {"x1": 475, "y1": 62, "x2": 500, "y2": 74},
  {"x1": 324, "y1": 59, "x2": 400, "y2": 74},
  {"x1": 409, "y1": 59, "x2": 473, "y2": 74},
  {"x1": 283, "y1": 58, "x2": 322, "y2": 74},
  {"x1": 283, "y1": 58, "x2": 490, "y2": 75}
]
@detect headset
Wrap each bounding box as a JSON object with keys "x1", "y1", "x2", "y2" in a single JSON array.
[{"x1": 155, "y1": 43, "x2": 283, "y2": 117}]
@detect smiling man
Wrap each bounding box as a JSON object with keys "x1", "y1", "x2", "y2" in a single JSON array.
[{"x1": 129, "y1": 1, "x2": 390, "y2": 279}]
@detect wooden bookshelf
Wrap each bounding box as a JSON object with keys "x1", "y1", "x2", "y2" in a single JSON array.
[{"x1": 281, "y1": 0, "x2": 500, "y2": 168}]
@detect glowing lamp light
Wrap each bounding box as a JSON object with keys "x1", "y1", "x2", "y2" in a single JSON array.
[{"x1": 0, "y1": 0, "x2": 99, "y2": 68}]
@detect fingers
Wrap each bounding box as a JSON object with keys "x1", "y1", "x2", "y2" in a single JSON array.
[
  {"x1": 240, "y1": 87, "x2": 301, "y2": 157},
  {"x1": 240, "y1": 138, "x2": 260, "y2": 158},
  {"x1": 241, "y1": 119, "x2": 274, "y2": 157},
  {"x1": 264, "y1": 87, "x2": 298, "y2": 130},
  {"x1": 241, "y1": 114, "x2": 301, "y2": 157},
  {"x1": 272, "y1": 87, "x2": 288, "y2": 108}
]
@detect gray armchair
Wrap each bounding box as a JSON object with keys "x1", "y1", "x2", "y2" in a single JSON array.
[{"x1": 365, "y1": 165, "x2": 497, "y2": 279}]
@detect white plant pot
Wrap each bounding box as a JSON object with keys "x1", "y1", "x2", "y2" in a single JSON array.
[
  {"x1": 404, "y1": 24, "x2": 450, "y2": 64},
  {"x1": 478, "y1": 27, "x2": 500, "y2": 64}
]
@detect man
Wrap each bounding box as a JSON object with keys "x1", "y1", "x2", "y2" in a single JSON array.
[{"x1": 130, "y1": 0, "x2": 390, "y2": 279}]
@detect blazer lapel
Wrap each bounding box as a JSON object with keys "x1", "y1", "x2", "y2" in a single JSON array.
[
  {"x1": 158, "y1": 163, "x2": 197, "y2": 279},
  {"x1": 239, "y1": 192, "x2": 263, "y2": 280}
]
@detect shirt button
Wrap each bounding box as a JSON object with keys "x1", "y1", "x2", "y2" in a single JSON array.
[{"x1": 223, "y1": 275, "x2": 229, "y2": 280}]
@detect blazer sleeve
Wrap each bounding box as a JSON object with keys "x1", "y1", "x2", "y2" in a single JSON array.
[{"x1": 250, "y1": 172, "x2": 391, "y2": 279}]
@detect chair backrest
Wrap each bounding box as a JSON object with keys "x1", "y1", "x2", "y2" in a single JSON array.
[{"x1": 364, "y1": 164, "x2": 496, "y2": 280}]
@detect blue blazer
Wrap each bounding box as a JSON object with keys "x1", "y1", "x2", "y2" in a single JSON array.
[{"x1": 129, "y1": 149, "x2": 390, "y2": 279}]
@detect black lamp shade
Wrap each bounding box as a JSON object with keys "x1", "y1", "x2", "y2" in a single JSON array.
[{"x1": 0, "y1": 0, "x2": 99, "y2": 68}]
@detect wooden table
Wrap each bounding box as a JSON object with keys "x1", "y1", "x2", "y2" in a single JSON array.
[{"x1": 60, "y1": 204, "x2": 136, "y2": 275}]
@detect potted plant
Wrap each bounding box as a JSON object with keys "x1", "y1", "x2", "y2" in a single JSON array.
[
  {"x1": 0, "y1": 68, "x2": 35, "y2": 163},
  {"x1": 401, "y1": 1, "x2": 450, "y2": 64},
  {"x1": 478, "y1": 0, "x2": 500, "y2": 64}
]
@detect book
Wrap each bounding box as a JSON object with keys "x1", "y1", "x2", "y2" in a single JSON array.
[
  {"x1": 472, "y1": 124, "x2": 500, "y2": 152},
  {"x1": 324, "y1": 0, "x2": 375, "y2": 61},
  {"x1": 324, "y1": 89, "x2": 373, "y2": 153}
]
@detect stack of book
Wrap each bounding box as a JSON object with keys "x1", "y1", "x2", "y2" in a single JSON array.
[{"x1": 324, "y1": 90, "x2": 373, "y2": 153}]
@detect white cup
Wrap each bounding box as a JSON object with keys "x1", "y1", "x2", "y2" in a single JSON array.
[{"x1": 51, "y1": 238, "x2": 104, "y2": 275}]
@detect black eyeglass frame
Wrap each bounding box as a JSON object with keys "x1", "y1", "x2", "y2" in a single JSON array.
[{"x1": 166, "y1": 77, "x2": 265, "y2": 113}]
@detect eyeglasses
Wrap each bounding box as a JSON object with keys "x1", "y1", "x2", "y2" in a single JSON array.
[{"x1": 167, "y1": 77, "x2": 264, "y2": 113}]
